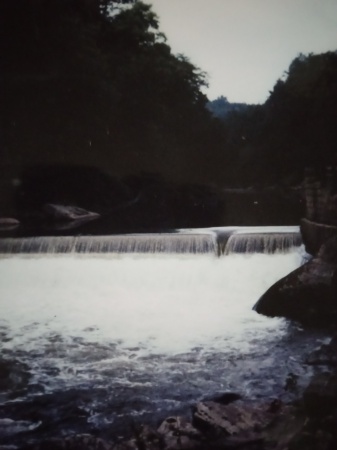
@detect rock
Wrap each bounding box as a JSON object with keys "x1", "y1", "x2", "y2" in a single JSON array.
[
  {"x1": 0, "y1": 218, "x2": 20, "y2": 230},
  {"x1": 207, "y1": 393, "x2": 242, "y2": 405},
  {"x1": 287, "y1": 429, "x2": 334, "y2": 450},
  {"x1": 253, "y1": 236, "x2": 337, "y2": 327},
  {"x1": 24, "y1": 434, "x2": 113, "y2": 450},
  {"x1": 302, "y1": 372, "x2": 337, "y2": 417},
  {"x1": 17, "y1": 165, "x2": 133, "y2": 217},
  {"x1": 113, "y1": 425, "x2": 162, "y2": 450},
  {"x1": 306, "y1": 335, "x2": 337, "y2": 367},
  {"x1": 261, "y1": 405, "x2": 307, "y2": 450},
  {"x1": 157, "y1": 416, "x2": 202, "y2": 449},
  {"x1": 43, "y1": 204, "x2": 100, "y2": 222},
  {"x1": 301, "y1": 218, "x2": 337, "y2": 256},
  {"x1": 192, "y1": 400, "x2": 276, "y2": 437}
]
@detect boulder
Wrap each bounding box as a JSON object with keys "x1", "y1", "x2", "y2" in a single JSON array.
[
  {"x1": 43, "y1": 204, "x2": 100, "y2": 222},
  {"x1": 253, "y1": 237, "x2": 337, "y2": 327},
  {"x1": 157, "y1": 416, "x2": 202, "y2": 449},
  {"x1": 192, "y1": 400, "x2": 276, "y2": 437},
  {"x1": 302, "y1": 372, "x2": 337, "y2": 417},
  {"x1": 306, "y1": 335, "x2": 337, "y2": 367},
  {"x1": 113, "y1": 425, "x2": 162, "y2": 450},
  {"x1": 0, "y1": 218, "x2": 20, "y2": 230}
]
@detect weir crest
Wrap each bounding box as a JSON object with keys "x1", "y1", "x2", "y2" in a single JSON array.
[{"x1": 0, "y1": 227, "x2": 302, "y2": 255}]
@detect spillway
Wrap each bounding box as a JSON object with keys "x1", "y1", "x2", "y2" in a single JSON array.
[
  {"x1": 0, "y1": 226, "x2": 324, "y2": 448},
  {"x1": 0, "y1": 226, "x2": 302, "y2": 256},
  {"x1": 0, "y1": 233, "x2": 216, "y2": 255},
  {"x1": 224, "y1": 231, "x2": 302, "y2": 255}
]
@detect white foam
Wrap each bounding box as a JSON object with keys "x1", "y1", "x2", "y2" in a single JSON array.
[{"x1": 0, "y1": 251, "x2": 303, "y2": 355}]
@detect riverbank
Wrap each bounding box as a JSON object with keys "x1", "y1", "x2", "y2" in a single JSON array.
[{"x1": 4, "y1": 335, "x2": 331, "y2": 450}]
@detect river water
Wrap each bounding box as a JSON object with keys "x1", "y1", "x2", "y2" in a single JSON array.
[{"x1": 0, "y1": 230, "x2": 331, "y2": 445}]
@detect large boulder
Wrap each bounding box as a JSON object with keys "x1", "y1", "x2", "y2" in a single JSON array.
[
  {"x1": 43, "y1": 204, "x2": 100, "y2": 222},
  {"x1": 302, "y1": 372, "x2": 337, "y2": 417},
  {"x1": 16, "y1": 164, "x2": 133, "y2": 216},
  {"x1": 253, "y1": 237, "x2": 337, "y2": 328}
]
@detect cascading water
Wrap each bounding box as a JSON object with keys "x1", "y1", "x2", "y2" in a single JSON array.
[
  {"x1": 0, "y1": 226, "x2": 301, "y2": 256},
  {"x1": 224, "y1": 230, "x2": 302, "y2": 255},
  {"x1": 0, "y1": 233, "x2": 217, "y2": 255},
  {"x1": 0, "y1": 227, "x2": 328, "y2": 446}
]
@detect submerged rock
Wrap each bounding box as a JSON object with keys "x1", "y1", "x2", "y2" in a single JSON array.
[{"x1": 253, "y1": 236, "x2": 337, "y2": 328}]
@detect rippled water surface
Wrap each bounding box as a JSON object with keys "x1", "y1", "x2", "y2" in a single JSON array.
[{"x1": 0, "y1": 250, "x2": 329, "y2": 443}]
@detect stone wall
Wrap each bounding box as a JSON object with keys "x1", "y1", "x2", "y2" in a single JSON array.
[
  {"x1": 302, "y1": 167, "x2": 337, "y2": 255},
  {"x1": 304, "y1": 166, "x2": 337, "y2": 225}
]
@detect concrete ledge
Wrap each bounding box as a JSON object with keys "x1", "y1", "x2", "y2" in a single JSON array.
[{"x1": 300, "y1": 218, "x2": 337, "y2": 256}]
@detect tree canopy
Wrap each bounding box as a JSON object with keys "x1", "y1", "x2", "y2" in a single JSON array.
[
  {"x1": 1, "y1": 0, "x2": 224, "y2": 191},
  {"x1": 217, "y1": 51, "x2": 337, "y2": 186},
  {"x1": 1, "y1": 0, "x2": 336, "y2": 209}
]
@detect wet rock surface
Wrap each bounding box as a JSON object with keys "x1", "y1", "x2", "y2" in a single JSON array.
[
  {"x1": 15, "y1": 386, "x2": 337, "y2": 450},
  {"x1": 41, "y1": 204, "x2": 101, "y2": 230},
  {"x1": 0, "y1": 351, "x2": 337, "y2": 450},
  {"x1": 306, "y1": 336, "x2": 337, "y2": 367},
  {"x1": 254, "y1": 237, "x2": 337, "y2": 328}
]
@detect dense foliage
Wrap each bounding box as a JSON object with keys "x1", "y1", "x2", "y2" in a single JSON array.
[
  {"x1": 0, "y1": 0, "x2": 336, "y2": 225},
  {"x1": 219, "y1": 52, "x2": 337, "y2": 186},
  {"x1": 207, "y1": 96, "x2": 249, "y2": 118},
  {"x1": 0, "y1": 0, "x2": 225, "y2": 189}
]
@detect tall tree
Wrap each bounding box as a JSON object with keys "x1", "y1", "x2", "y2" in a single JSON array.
[{"x1": 0, "y1": 0, "x2": 225, "y2": 192}]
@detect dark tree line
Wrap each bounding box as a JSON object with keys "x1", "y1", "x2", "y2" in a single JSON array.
[
  {"x1": 0, "y1": 0, "x2": 336, "y2": 228},
  {"x1": 217, "y1": 52, "x2": 337, "y2": 187},
  {"x1": 0, "y1": 0, "x2": 228, "y2": 228},
  {"x1": 0, "y1": 0, "x2": 225, "y2": 190}
]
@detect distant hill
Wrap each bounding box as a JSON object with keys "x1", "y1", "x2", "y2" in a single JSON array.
[{"x1": 206, "y1": 96, "x2": 250, "y2": 118}]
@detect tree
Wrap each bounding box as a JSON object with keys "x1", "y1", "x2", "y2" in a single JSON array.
[{"x1": 1, "y1": 0, "x2": 226, "y2": 194}]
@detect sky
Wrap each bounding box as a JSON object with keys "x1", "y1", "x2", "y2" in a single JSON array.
[{"x1": 146, "y1": 0, "x2": 337, "y2": 104}]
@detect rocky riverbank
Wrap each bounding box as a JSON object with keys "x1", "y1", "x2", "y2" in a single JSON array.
[
  {"x1": 0, "y1": 339, "x2": 330, "y2": 450},
  {"x1": 253, "y1": 236, "x2": 337, "y2": 329},
  {"x1": 0, "y1": 335, "x2": 334, "y2": 450}
]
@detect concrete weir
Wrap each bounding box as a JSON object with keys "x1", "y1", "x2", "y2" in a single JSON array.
[{"x1": 0, "y1": 227, "x2": 302, "y2": 256}]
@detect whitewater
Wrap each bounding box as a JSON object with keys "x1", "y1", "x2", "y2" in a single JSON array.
[{"x1": 0, "y1": 229, "x2": 330, "y2": 443}]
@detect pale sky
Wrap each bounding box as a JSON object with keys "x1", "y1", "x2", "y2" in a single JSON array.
[{"x1": 146, "y1": 0, "x2": 337, "y2": 104}]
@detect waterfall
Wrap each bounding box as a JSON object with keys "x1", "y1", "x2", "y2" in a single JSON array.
[
  {"x1": 223, "y1": 231, "x2": 302, "y2": 255},
  {"x1": 0, "y1": 233, "x2": 217, "y2": 255},
  {"x1": 0, "y1": 227, "x2": 302, "y2": 256},
  {"x1": 0, "y1": 229, "x2": 324, "y2": 445}
]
